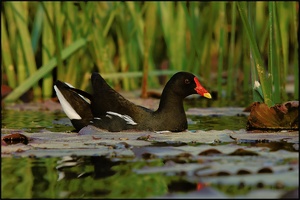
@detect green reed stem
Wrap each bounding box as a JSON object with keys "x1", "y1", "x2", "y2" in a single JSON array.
[
  {"x1": 141, "y1": 2, "x2": 157, "y2": 98},
  {"x1": 291, "y1": 2, "x2": 299, "y2": 99},
  {"x1": 100, "y1": 70, "x2": 178, "y2": 80},
  {"x1": 268, "y1": 2, "x2": 276, "y2": 102},
  {"x1": 241, "y1": 28, "x2": 250, "y2": 94},
  {"x1": 2, "y1": 2, "x2": 297, "y2": 104},
  {"x1": 4, "y1": 38, "x2": 88, "y2": 102},
  {"x1": 270, "y1": 2, "x2": 281, "y2": 103},
  {"x1": 227, "y1": 2, "x2": 237, "y2": 99},
  {"x1": 42, "y1": 2, "x2": 55, "y2": 99},
  {"x1": 1, "y1": 13, "x2": 17, "y2": 89},
  {"x1": 11, "y1": 2, "x2": 41, "y2": 99},
  {"x1": 53, "y1": 2, "x2": 65, "y2": 81},
  {"x1": 31, "y1": 3, "x2": 43, "y2": 54},
  {"x1": 237, "y1": 2, "x2": 274, "y2": 107},
  {"x1": 277, "y1": 2, "x2": 292, "y2": 102},
  {"x1": 217, "y1": 2, "x2": 225, "y2": 97},
  {"x1": 16, "y1": 36, "x2": 26, "y2": 85},
  {"x1": 248, "y1": 2, "x2": 263, "y2": 102}
]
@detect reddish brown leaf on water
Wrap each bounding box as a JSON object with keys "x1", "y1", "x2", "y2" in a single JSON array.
[
  {"x1": 257, "y1": 167, "x2": 273, "y2": 174},
  {"x1": 198, "y1": 148, "x2": 223, "y2": 156},
  {"x1": 237, "y1": 169, "x2": 252, "y2": 175},
  {"x1": 246, "y1": 101, "x2": 299, "y2": 131},
  {"x1": 92, "y1": 136, "x2": 102, "y2": 140},
  {"x1": 2, "y1": 133, "x2": 29, "y2": 145},
  {"x1": 243, "y1": 102, "x2": 256, "y2": 112},
  {"x1": 142, "y1": 152, "x2": 157, "y2": 159},
  {"x1": 229, "y1": 148, "x2": 259, "y2": 156},
  {"x1": 248, "y1": 102, "x2": 280, "y2": 128}
]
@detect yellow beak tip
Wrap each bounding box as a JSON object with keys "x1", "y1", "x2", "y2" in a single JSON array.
[{"x1": 203, "y1": 93, "x2": 212, "y2": 99}]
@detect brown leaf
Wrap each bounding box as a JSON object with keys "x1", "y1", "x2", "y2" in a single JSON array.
[
  {"x1": 198, "y1": 148, "x2": 223, "y2": 156},
  {"x1": 136, "y1": 135, "x2": 153, "y2": 141},
  {"x1": 2, "y1": 133, "x2": 29, "y2": 145},
  {"x1": 141, "y1": 152, "x2": 156, "y2": 159},
  {"x1": 257, "y1": 167, "x2": 273, "y2": 174},
  {"x1": 92, "y1": 136, "x2": 102, "y2": 140},
  {"x1": 275, "y1": 101, "x2": 299, "y2": 128},
  {"x1": 237, "y1": 169, "x2": 252, "y2": 175},
  {"x1": 243, "y1": 102, "x2": 256, "y2": 112},
  {"x1": 229, "y1": 148, "x2": 259, "y2": 156},
  {"x1": 246, "y1": 101, "x2": 299, "y2": 130}
]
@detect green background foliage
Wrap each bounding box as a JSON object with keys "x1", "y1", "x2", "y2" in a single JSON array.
[{"x1": 1, "y1": 2, "x2": 298, "y2": 105}]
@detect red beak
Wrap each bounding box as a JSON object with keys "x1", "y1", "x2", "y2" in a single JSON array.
[{"x1": 194, "y1": 77, "x2": 212, "y2": 99}]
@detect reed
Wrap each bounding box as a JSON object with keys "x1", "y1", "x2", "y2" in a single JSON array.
[
  {"x1": 2, "y1": 2, "x2": 298, "y2": 106},
  {"x1": 1, "y1": 12, "x2": 16, "y2": 89},
  {"x1": 4, "y1": 38, "x2": 88, "y2": 102},
  {"x1": 41, "y1": 2, "x2": 54, "y2": 99},
  {"x1": 216, "y1": 2, "x2": 225, "y2": 97},
  {"x1": 227, "y1": 2, "x2": 237, "y2": 100},
  {"x1": 237, "y1": 1, "x2": 298, "y2": 106},
  {"x1": 291, "y1": 2, "x2": 299, "y2": 99}
]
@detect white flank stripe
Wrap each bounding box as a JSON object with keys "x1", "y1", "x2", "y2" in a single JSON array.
[
  {"x1": 106, "y1": 111, "x2": 137, "y2": 125},
  {"x1": 54, "y1": 85, "x2": 81, "y2": 120},
  {"x1": 105, "y1": 115, "x2": 113, "y2": 119}
]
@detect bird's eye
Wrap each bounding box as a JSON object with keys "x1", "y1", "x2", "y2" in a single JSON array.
[{"x1": 184, "y1": 79, "x2": 190, "y2": 84}]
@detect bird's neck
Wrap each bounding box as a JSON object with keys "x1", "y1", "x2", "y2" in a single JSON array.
[{"x1": 157, "y1": 90, "x2": 185, "y2": 114}]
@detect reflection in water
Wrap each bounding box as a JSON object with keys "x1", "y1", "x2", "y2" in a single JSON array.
[
  {"x1": 2, "y1": 151, "x2": 298, "y2": 198},
  {"x1": 91, "y1": 156, "x2": 122, "y2": 179},
  {"x1": 188, "y1": 115, "x2": 248, "y2": 131},
  {"x1": 56, "y1": 156, "x2": 120, "y2": 180},
  {"x1": 55, "y1": 156, "x2": 126, "y2": 197},
  {"x1": 1, "y1": 156, "x2": 172, "y2": 198},
  {"x1": 1, "y1": 110, "x2": 72, "y2": 132},
  {"x1": 1, "y1": 157, "x2": 60, "y2": 198}
]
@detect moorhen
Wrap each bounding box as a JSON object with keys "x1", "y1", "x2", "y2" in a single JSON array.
[{"x1": 54, "y1": 71, "x2": 211, "y2": 132}]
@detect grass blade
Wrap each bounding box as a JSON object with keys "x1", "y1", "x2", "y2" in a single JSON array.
[
  {"x1": 10, "y1": 2, "x2": 41, "y2": 98},
  {"x1": 1, "y1": 12, "x2": 17, "y2": 88},
  {"x1": 42, "y1": 2, "x2": 55, "y2": 99},
  {"x1": 4, "y1": 38, "x2": 88, "y2": 102},
  {"x1": 237, "y1": 2, "x2": 274, "y2": 106}
]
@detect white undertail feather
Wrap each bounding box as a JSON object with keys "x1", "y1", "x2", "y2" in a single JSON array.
[
  {"x1": 106, "y1": 111, "x2": 138, "y2": 125},
  {"x1": 54, "y1": 85, "x2": 81, "y2": 120}
]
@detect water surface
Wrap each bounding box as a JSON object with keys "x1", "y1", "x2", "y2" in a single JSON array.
[{"x1": 1, "y1": 101, "x2": 298, "y2": 199}]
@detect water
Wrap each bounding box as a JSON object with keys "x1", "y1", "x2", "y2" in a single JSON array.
[
  {"x1": 188, "y1": 115, "x2": 248, "y2": 131},
  {"x1": 1, "y1": 156, "x2": 170, "y2": 198},
  {"x1": 1, "y1": 156, "x2": 204, "y2": 198},
  {"x1": 2, "y1": 152, "x2": 297, "y2": 198},
  {"x1": 1, "y1": 108, "x2": 248, "y2": 132},
  {"x1": 1, "y1": 103, "x2": 298, "y2": 198},
  {"x1": 1, "y1": 110, "x2": 73, "y2": 133}
]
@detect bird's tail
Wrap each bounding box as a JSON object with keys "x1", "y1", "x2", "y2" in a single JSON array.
[{"x1": 54, "y1": 81, "x2": 93, "y2": 131}]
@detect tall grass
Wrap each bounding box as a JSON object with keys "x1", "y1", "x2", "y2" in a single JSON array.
[{"x1": 2, "y1": 2, "x2": 298, "y2": 105}]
